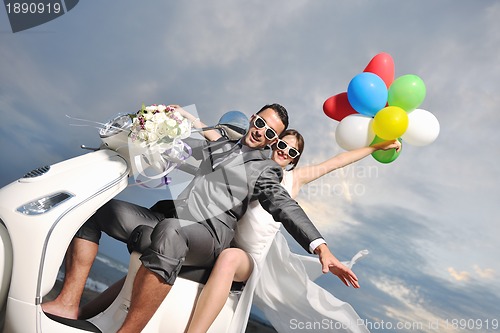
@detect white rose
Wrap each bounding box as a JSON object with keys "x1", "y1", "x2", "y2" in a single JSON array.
[
  {"x1": 156, "y1": 121, "x2": 168, "y2": 138},
  {"x1": 145, "y1": 119, "x2": 156, "y2": 131},
  {"x1": 165, "y1": 126, "x2": 179, "y2": 138},
  {"x1": 165, "y1": 117, "x2": 177, "y2": 128},
  {"x1": 157, "y1": 104, "x2": 167, "y2": 112},
  {"x1": 138, "y1": 130, "x2": 149, "y2": 142},
  {"x1": 150, "y1": 135, "x2": 157, "y2": 143},
  {"x1": 178, "y1": 120, "x2": 192, "y2": 139},
  {"x1": 153, "y1": 112, "x2": 168, "y2": 123}
]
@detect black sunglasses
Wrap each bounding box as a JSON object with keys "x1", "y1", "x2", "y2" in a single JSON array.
[
  {"x1": 276, "y1": 139, "x2": 300, "y2": 158},
  {"x1": 253, "y1": 115, "x2": 278, "y2": 141}
]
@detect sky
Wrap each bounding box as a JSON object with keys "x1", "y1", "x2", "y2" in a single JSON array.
[{"x1": 1, "y1": 1, "x2": 500, "y2": 332}]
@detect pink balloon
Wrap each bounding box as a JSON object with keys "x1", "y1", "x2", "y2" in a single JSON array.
[{"x1": 363, "y1": 52, "x2": 395, "y2": 88}]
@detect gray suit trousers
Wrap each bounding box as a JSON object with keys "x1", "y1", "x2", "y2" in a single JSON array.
[{"x1": 76, "y1": 199, "x2": 221, "y2": 284}]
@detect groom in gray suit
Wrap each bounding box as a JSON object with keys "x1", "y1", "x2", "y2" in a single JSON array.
[{"x1": 43, "y1": 104, "x2": 359, "y2": 331}]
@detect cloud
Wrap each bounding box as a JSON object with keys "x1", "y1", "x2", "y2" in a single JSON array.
[
  {"x1": 447, "y1": 267, "x2": 471, "y2": 282},
  {"x1": 368, "y1": 276, "x2": 450, "y2": 333},
  {"x1": 164, "y1": 2, "x2": 309, "y2": 67},
  {"x1": 447, "y1": 265, "x2": 495, "y2": 283},
  {"x1": 305, "y1": 201, "x2": 500, "y2": 331},
  {"x1": 473, "y1": 265, "x2": 495, "y2": 279}
]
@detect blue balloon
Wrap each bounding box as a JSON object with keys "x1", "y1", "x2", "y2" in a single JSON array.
[{"x1": 347, "y1": 72, "x2": 388, "y2": 117}]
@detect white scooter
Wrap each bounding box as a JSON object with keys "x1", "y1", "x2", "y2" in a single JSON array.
[{"x1": 0, "y1": 110, "x2": 250, "y2": 333}]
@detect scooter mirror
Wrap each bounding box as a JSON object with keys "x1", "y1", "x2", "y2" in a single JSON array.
[
  {"x1": 194, "y1": 111, "x2": 249, "y2": 141},
  {"x1": 99, "y1": 114, "x2": 132, "y2": 138},
  {"x1": 214, "y1": 111, "x2": 249, "y2": 141}
]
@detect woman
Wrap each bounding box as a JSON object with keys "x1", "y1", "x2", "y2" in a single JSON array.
[{"x1": 184, "y1": 124, "x2": 401, "y2": 332}]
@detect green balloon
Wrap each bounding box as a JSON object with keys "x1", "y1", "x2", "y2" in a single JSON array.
[
  {"x1": 371, "y1": 136, "x2": 402, "y2": 164},
  {"x1": 387, "y1": 74, "x2": 426, "y2": 112}
]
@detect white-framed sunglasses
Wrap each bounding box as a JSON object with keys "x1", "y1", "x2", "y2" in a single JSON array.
[
  {"x1": 253, "y1": 115, "x2": 278, "y2": 141},
  {"x1": 276, "y1": 139, "x2": 300, "y2": 158}
]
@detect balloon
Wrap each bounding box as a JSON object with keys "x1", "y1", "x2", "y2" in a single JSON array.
[
  {"x1": 371, "y1": 136, "x2": 402, "y2": 164},
  {"x1": 323, "y1": 92, "x2": 357, "y2": 121},
  {"x1": 363, "y1": 52, "x2": 395, "y2": 88},
  {"x1": 347, "y1": 72, "x2": 388, "y2": 117},
  {"x1": 401, "y1": 108, "x2": 440, "y2": 146},
  {"x1": 372, "y1": 106, "x2": 409, "y2": 140},
  {"x1": 388, "y1": 74, "x2": 426, "y2": 112},
  {"x1": 335, "y1": 114, "x2": 375, "y2": 151}
]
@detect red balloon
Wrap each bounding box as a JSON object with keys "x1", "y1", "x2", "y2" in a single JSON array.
[
  {"x1": 363, "y1": 52, "x2": 395, "y2": 88},
  {"x1": 323, "y1": 92, "x2": 357, "y2": 121}
]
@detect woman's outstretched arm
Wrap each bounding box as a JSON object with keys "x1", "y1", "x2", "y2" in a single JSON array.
[
  {"x1": 169, "y1": 105, "x2": 222, "y2": 142},
  {"x1": 293, "y1": 139, "x2": 401, "y2": 191}
]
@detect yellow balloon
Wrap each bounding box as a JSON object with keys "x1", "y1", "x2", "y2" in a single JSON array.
[{"x1": 372, "y1": 106, "x2": 409, "y2": 140}]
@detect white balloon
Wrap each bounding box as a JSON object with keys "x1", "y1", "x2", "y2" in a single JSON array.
[
  {"x1": 335, "y1": 114, "x2": 375, "y2": 150},
  {"x1": 402, "y1": 109, "x2": 440, "y2": 146}
]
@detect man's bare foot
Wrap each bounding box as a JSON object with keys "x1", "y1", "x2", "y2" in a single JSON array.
[{"x1": 42, "y1": 299, "x2": 79, "y2": 320}]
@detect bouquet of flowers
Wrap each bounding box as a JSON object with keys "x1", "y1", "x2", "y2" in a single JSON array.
[
  {"x1": 125, "y1": 103, "x2": 194, "y2": 187},
  {"x1": 69, "y1": 103, "x2": 194, "y2": 188},
  {"x1": 129, "y1": 104, "x2": 192, "y2": 145}
]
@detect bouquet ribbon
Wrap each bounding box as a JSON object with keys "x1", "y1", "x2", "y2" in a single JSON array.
[{"x1": 130, "y1": 138, "x2": 192, "y2": 188}]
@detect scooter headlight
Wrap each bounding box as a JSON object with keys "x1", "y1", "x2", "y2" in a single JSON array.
[{"x1": 16, "y1": 192, "x2": 74, "y2": 215}]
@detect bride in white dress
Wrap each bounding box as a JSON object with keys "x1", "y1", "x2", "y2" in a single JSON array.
[{"x1": 185, "y1": 128, "x2": 401, "y2": 333}]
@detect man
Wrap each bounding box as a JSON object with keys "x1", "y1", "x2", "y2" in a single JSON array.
[{"x1": 43, "y1": 104, "x2": 358, "y2": 332}]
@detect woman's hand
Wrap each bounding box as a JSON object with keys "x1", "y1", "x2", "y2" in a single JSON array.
[
  {"x1": 168, "y1": 105, "x2": 193, "y2": 120},
  {"x1": 371, "y1": 139, "x2": 402, "y2": 152},
  {"x1": 315, "y1": 244, "x2": 360, "y2": 288}
]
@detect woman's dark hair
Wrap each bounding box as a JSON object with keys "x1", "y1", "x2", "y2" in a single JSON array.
[
  {"x1": 278, "y1": 129, "x2": 304, "y2": 170},
  {"x1": 256, "y1": 103, "x2": 289, "y2": 130}
]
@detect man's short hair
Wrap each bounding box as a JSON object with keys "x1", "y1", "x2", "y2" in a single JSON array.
[{"x1": 257, "y1": 103, "x2": 289, "y2": 130}]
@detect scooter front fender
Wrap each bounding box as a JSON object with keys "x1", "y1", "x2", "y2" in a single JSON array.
[{"x1": 0, "y1": 149, "x2": 129, "y2": 333}]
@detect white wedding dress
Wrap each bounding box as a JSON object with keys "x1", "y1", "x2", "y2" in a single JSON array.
[{"x1": 228, "y1": 171, "x2": 370, "y2": 332}]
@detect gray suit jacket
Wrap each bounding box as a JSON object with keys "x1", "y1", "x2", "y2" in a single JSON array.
[{"x1": 155, "y1": 138, "x2": 323, "y2": 253}]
